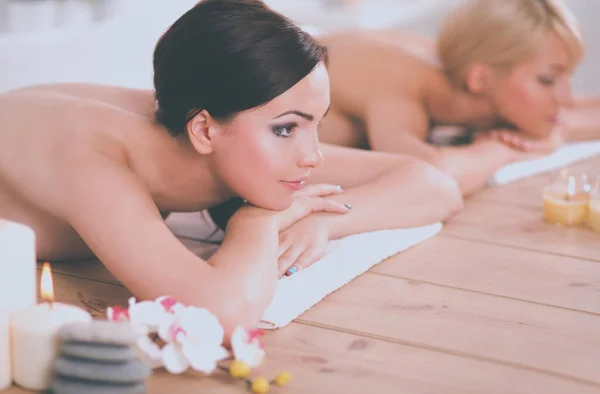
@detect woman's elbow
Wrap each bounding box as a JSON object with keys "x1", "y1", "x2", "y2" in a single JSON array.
[{"x1": 405, "y1": 159, "x2": 464, "y2": 218}]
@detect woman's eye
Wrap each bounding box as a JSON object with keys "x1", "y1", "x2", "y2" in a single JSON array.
[
  {"x1": 272, "y1": 123, "x2": 297, "y2": 137},
  {"x1": 538, "y1": 76, "x2": 556, "y2": 86}
]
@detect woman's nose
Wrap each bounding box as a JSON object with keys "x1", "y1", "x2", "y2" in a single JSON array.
[
  {"x1": 556, "y1": 78, "x2": 573, "y2": 106},
  {"x1": 297, "y1": 132, "x2": 323, "y2": 169}
]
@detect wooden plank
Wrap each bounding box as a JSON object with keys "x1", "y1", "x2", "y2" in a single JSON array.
[
  {"x1": 442, "y1": 202, "x2": 600, "y2": 261},
  {"x1": 299, "y1": 273, "x2": 600, "y2": 385},
  {"x1": 472, "y1": 156, "x2": 599, "y2": 207},
  {"x1": 5, "y1": 273, "x2": 599, "y2": 394},
  {"x1": 371, "y1": 236, "x2": 600, "y2": 314}
]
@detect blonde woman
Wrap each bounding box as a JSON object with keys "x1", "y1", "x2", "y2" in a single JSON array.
[{"x1": 317, "y1": 0, "x2": 598, "y2": 196}]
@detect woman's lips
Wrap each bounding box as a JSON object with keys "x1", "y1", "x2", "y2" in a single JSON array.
[{"x1": 280, "y1": 179, "x2": 307, "y2": 191}]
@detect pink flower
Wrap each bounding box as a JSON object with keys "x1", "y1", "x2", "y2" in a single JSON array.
[
  {"x1": 231, "y1": 326, "x2": 266, "y2": 368},
  {"x1": 107, "y1": 296, "x2": 233, "y2": 376},
  {"x1": 160, "y1": 306, "x2": 229, "y2": 374},
  {"x1": 157, "y1": 318, "x2": 185, "y2": 343},
  {"x1": 106, "y1": 305, "x2": 130, "y2": 323}
]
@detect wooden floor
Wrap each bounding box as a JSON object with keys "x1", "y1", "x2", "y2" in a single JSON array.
[{"x1": 7, "y1": 156, "x2": 600, "y2": 394}]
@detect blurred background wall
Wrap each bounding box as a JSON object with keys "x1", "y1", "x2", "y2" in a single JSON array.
[{"x1": 0, "y1": 0, "x2": 598, "y2": 95}]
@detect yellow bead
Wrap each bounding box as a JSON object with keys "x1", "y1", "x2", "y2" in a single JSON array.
[
  {"x1": 229, "y1": 360, "x2": 251, "y2": 379},
  {"x1": 274, "y1": 371, "x2": 292, "y2": 386},
  {"x1": 251, "y1": 377, "x2": 270, "y2": 394}
]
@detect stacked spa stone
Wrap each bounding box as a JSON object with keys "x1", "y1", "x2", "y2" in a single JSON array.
[{"x1": 51, "y1": 321, "x2": 151, "y2": 394}]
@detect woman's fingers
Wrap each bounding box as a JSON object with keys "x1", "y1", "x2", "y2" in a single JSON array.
[
  {"x1": 294, "y1": 246, "x2": 326, "y2": 271},
  {"x1": 279, "y1": 245, "x2": 327, "y2": 278},
  {"x1": 278, "y1": 246, "x2": 305, "y2": 277},
  {"x1": 277, "y1": 197, "x2": 351, "y2": 231},
  {"x1": 294, "y1": 183, "x2": 344, "y2": 198}
]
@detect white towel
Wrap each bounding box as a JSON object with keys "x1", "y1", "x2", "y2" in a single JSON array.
[
  {"x1": 166, "y1": 212, "x2": 442, "y2": 329},
  {"x1": 258, "y1": 223, "x2": 443, "y2": 329},
  {"x1": 489, "y1": 140, "x2": 600, "y2": 186}
]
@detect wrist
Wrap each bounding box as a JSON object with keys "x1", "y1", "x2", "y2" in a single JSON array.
[{"x1": 473, "y1": 139, "x2": 520, "y2": 163}]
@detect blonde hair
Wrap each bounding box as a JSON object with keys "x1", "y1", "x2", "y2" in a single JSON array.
[{"x1": 437, "y1": 0, "x2": 584, "y2": 88}]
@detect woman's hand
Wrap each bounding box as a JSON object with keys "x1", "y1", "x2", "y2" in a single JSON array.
[
  {"x1": 277, "y1": 216, "x2": 329, "y2": 277},
  {"x1": 476, "y1": 128, "x2": 565, "y2": 156},
  {"x1": 275, "y1": 184, "x2": 350, "y2": 231}
]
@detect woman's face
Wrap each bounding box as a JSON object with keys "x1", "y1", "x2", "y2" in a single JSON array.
[
  {"x1": 489, "y1": 32, "x2": 574, "y2": 138},
  {"x1": 211, "y1": 63, "x2": 331, "y2": 210}
]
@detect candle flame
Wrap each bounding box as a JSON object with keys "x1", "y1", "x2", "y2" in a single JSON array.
[
  {"x1": 40, "y1": 262, "x2": 55, "y2": 303},
  {"x1": 567, "y1": 176, "x2": 576, "y2": 198}
]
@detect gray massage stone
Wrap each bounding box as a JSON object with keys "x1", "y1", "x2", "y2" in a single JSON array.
[
  {"x1": 58, "y1": 321, "x2": 137, "y2": 345},
  {"x1": 51, "y1": 375, "x2": 146, "y2": 394},
  {"x1": 53, "y1": 357, "x2": 151, "y2": 384},
  {"x1": 60, "y1": 342, "x2": 136, "y2": 363}
]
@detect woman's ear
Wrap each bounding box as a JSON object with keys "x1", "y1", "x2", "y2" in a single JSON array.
[
  {"x1": 186, "y1": 109, "x2": 218, "y2": 155},
  {"x1": 465, "y1": 62, "x2": 493, "y2": 94}
]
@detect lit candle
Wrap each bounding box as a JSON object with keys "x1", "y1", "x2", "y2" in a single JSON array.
[
  {"x1": 543, "y1": 175, "x2": 590, "y2": 226},
  {"x1": 11, "y1": 263, "x2": 92, "y2": 391},
  {"x1": 587, "y1": 178, "x2": 600, "y2": 233},
  {"x1": 0, "y1": 220, "x2": 36, "y2": 391}
]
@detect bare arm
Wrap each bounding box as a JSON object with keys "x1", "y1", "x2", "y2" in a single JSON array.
[
  {"x1": 15, "y1": 83, "x2": 156, "y2": 119},
  {"x1": 306, "y1": 144, "x2": 463, "y2": 239},
  {"x1": 24, "y1": 146, "x2": 280, "y2": 338},
  {"x1": 365, "y1": 96, "x2": 519, "y2": 196},
  {"x1": 563, "y1": 97, "x2": 600, "y2": 142}
]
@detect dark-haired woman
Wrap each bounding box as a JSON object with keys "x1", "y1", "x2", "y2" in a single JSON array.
[{"x1": 0, "y1": 0, "x2": 462, "y2": 335}]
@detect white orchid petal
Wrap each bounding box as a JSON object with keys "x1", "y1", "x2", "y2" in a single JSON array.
[
  {"x1": 177, "y1": 307, "x2": 224, "y2": 345},
  {"x1": 157, "y1": 315, "x2": 180, "y2": 343},
  {"x1": 231, "y1": 326, "x2": 245, "y2": 349},
  {"x1": 181, "y1": 343, "x2": 230, "y2": 375},
  {"x1": 214, "y1": 346, "x2": 230, "y2": 362},
  {"x1": 231, "y1": 327, "x2": 265, "y2": 368},
  {"x1": 235, "y1": 344, "x2": 265, "y2": 367},
  {"x1": 162, "y1": 343, "x2": 189, "y2": 375},
  {"x1": 128, "y1": 301, "x2": 171, "y2": 332}
]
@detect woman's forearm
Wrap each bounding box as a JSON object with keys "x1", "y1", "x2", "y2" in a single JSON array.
[
  {"x1": 309, "y1": 160, "x2": 463, "y2": 239},
  {"x1": 205, "y1": 215, "x2": 279, "y2": 334},
  {"x1": 435, "y1": 140, "x2": 518, "y2": 197}
]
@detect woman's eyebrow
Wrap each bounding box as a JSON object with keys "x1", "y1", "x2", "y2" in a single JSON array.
[{"x1": 274, "y1": 110, "x2": 314, "y2": 121}]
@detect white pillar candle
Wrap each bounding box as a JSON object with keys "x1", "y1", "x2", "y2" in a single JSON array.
[
  {"x1": 11, "y1": 264, "x2": 92, "y2": 391},
  {"x1": 0, "y1": 220, "x2": 36, "y2": 391}
]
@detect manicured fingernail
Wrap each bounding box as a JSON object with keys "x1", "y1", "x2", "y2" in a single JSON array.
[
  {"x1": 343, "y1": 204, "x2": 352, "y2": 210},
  {"x1": 286, "y1": 266, "x2": 298, "y2": 276}
]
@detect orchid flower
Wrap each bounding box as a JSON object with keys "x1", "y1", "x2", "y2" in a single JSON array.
[
  {"x1": 231, "y1": 326, "x2": 266, "y2": 368},
  {"x1": 106, "y1": 296, "x2": 276, "y2": 382}
]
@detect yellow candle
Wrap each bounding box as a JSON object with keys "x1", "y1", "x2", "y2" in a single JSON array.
[
  {"x1": 0, "y1": 220, "x2": 36, "y2": 391},
  {"x1": 587, "y1": 199, "x2": 600, "y2": 233},
  {"x1": 543, "y1": 176, "x2": 589, "y2": 226},
  {"x1": 10, "y1": 263, "x2": 91, "y2": 391}
]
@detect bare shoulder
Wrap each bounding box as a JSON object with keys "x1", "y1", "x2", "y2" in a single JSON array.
[
  {"x1": 10, "y1": 83, "x2": 156, "y2": 117},
  {"x1": 0, "y1": 90, "x2": 152, "y2": 215}
]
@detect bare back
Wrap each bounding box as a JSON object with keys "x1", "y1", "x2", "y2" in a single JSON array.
[
  {"x1": 0, "y1": 88, "x2": 205, "y2": 261},
  {"x1": 316, "y1": 30, "x2": 461, "y2": 149}
]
